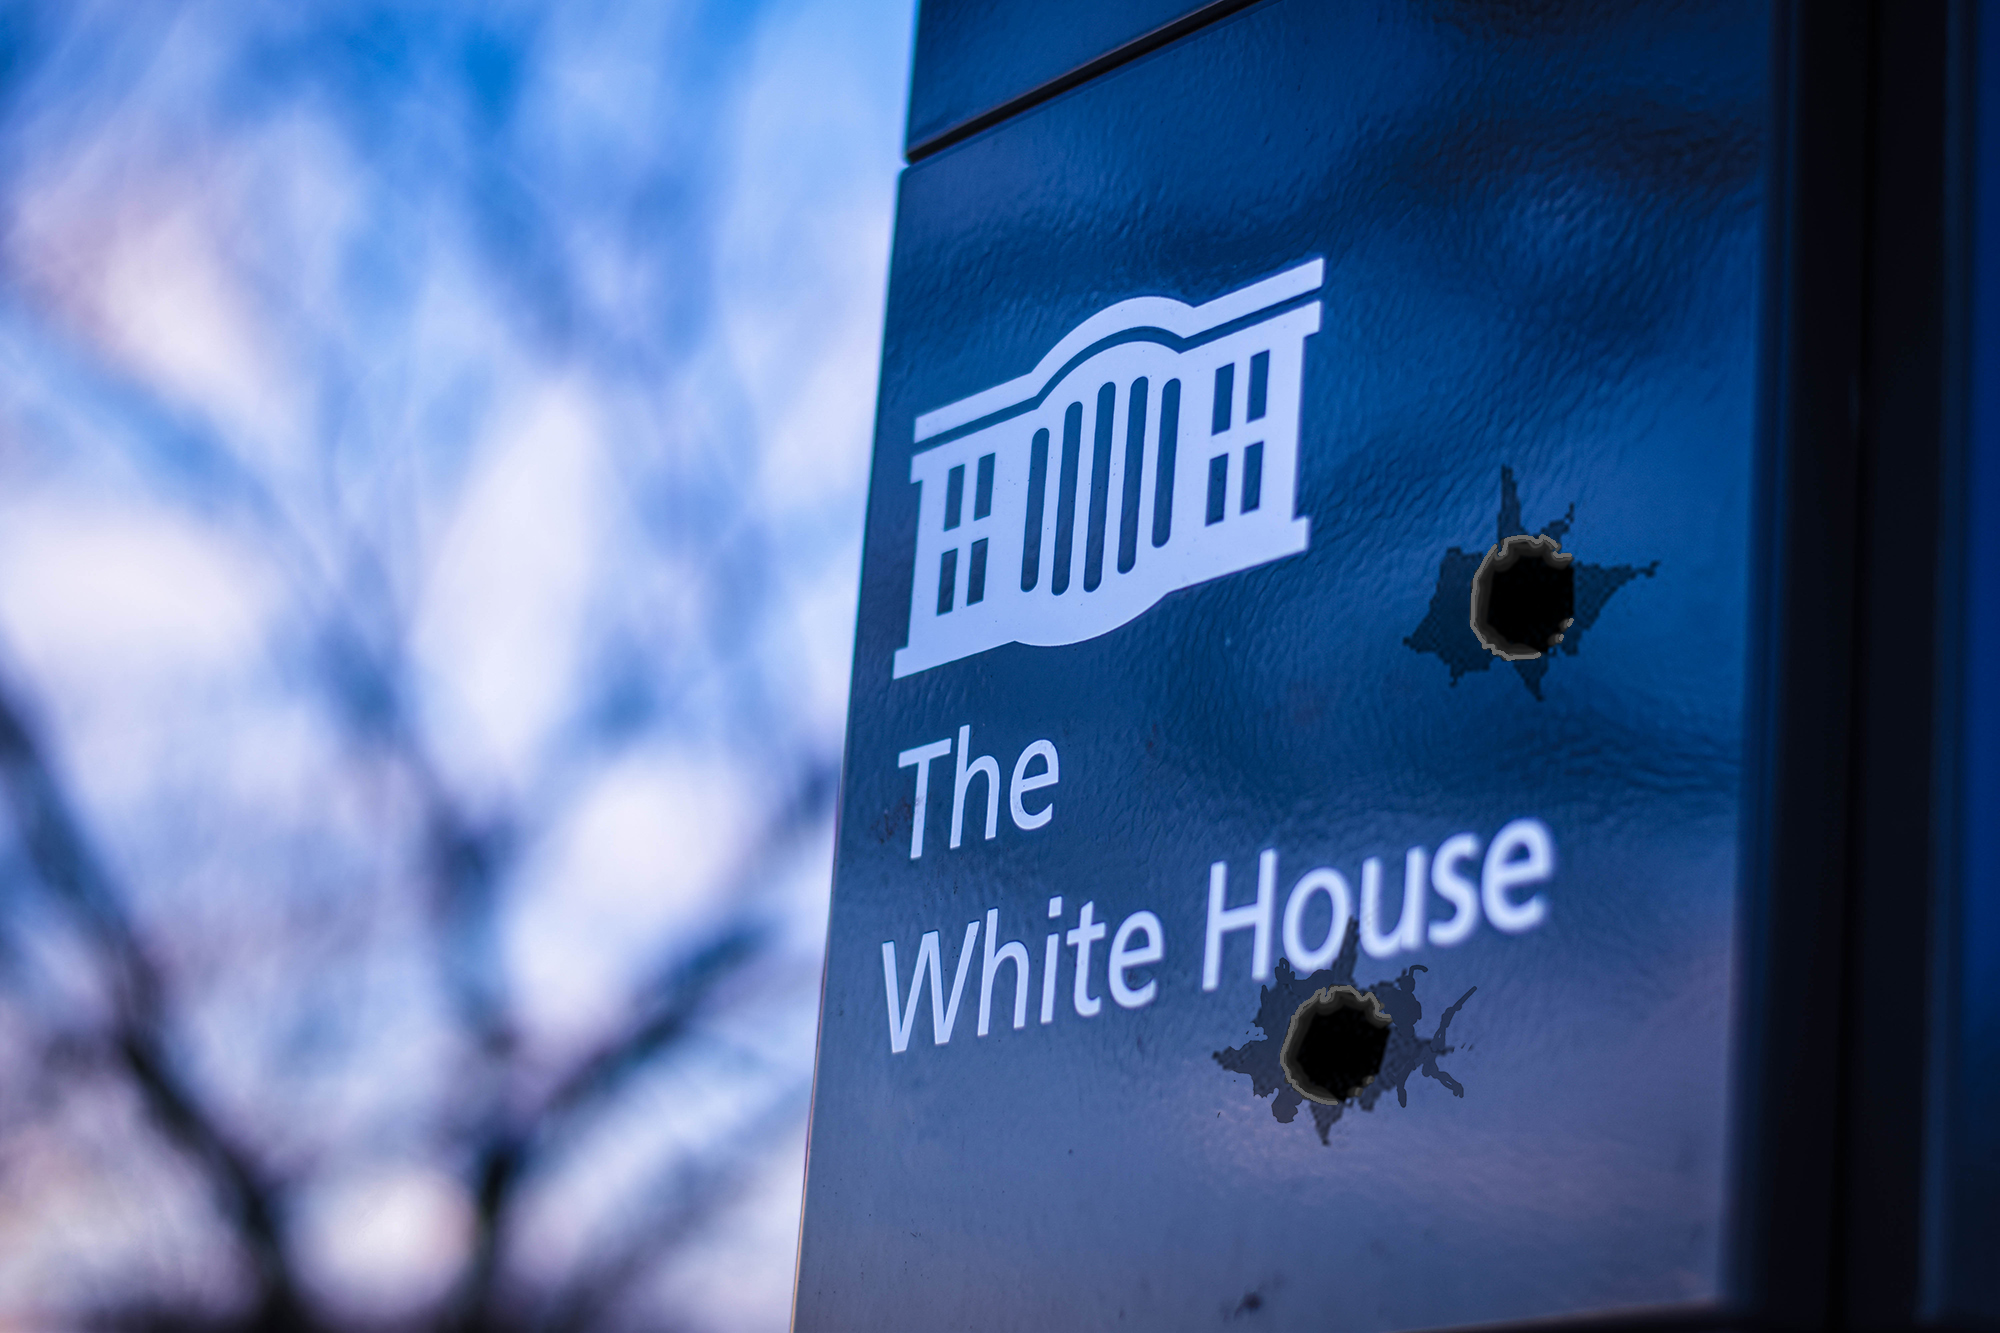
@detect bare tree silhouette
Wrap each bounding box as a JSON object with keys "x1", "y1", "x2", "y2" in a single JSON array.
[{"x1": 0, "y1": 0, "x2": 904, "y2": 1327}]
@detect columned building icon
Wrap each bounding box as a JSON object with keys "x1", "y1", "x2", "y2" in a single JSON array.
[{"x1": 894, "y1": 260, "x2": 1323, "y2": 678}]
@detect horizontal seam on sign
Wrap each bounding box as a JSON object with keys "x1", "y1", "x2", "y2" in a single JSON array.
[{"x1": 903, "y1": 0, "x2": 1270, "y2": 164}]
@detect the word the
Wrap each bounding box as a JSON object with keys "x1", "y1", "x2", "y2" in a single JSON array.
[{"x1": 896, "y1": 725, "x2": 1059, "y2": 858}]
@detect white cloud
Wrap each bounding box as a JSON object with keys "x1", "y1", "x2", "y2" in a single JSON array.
[
  {"x1": 505, "y1": 749, "x2": 757, "y2": 1047},
  {"x1": 294, "y1": 1164, "x2": 476, "y2": 1321},
  {"x1": 412, "y1": 378, "x2": 609, "y2": 793},
  {"x1": 0, "y1": 497, "x2": 275, "y2": 686}
]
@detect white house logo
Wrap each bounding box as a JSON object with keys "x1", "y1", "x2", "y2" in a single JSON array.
[{"x1": 894, "y1": 260, "x2": 1323, "y2": 678}]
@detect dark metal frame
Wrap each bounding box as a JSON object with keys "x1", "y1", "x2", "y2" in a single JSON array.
[{"x1": 1746, "y1": 1, "x2": 1967, "y2": 1327}]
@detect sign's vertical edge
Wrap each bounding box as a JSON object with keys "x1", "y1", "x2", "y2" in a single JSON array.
[{"x1": 789, "y1": 156, "x2": 919, "y2": 1333}]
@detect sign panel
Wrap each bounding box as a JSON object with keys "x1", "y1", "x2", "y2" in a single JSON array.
[{"x1": 800, "y1": 2, "x2": 1771, "y2": 1328}]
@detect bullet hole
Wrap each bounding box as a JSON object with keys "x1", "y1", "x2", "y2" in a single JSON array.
[
  {"x1": 1215, "y1": 941, "x2": 1476, "y2": 1143},
  {"x1": 1470, "y1": 533, "x2": 1574, "y2": 660},
  {"x1": 1279, "y1": 985, "x2": 1391, "y2": 1106}
]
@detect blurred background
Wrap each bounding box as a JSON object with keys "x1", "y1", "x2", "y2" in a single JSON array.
[{"x1": 0, "y1": 1, "x2": 910, "y2": 1328}]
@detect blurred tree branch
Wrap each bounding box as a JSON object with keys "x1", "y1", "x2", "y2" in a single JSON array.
[
  {"x1": 449, "y1": 757, "x2": 836, "y2": 1332},
  {"x1": 0, "y1": 575, "x2": 838, "y2": 1332},
  {"x1": 0, "y1": 674, "x2": 310, "y2": 1329},
  {"x1": 0, "y1": 4, "x2": 890, "y2": 1328}
]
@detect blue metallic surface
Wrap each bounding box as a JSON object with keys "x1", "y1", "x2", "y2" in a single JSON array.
[
  {"x1": 803, "y1": 1, "x2": 1769, "y2": 1327},
  {"x1": 906, "y1": 0, "x2": 1211, "y2": 150}
]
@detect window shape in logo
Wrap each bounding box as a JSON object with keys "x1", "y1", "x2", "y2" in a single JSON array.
[{"x1": 893, "y1": 260, "x2": 1322, "y2": 679}]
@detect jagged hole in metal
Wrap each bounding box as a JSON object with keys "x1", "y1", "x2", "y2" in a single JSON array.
[
  {"x1": 1280, "y1": 988, "x2": 1391, "y2": 1105},
  {"x1": 1472, "y1": 535, "x2": 1576, "y2": 660}
]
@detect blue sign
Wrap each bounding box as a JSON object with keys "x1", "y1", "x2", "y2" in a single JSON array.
[{"x1": 799, "y1": 2, "x2": 1771, "y2": 1327}]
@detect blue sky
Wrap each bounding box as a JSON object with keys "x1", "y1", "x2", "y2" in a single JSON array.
[{"x1": 0, "y1": 1, "x2": 911, "y2": 1327}]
